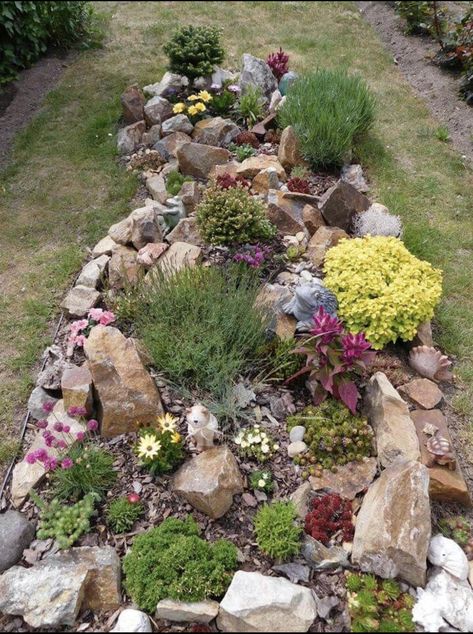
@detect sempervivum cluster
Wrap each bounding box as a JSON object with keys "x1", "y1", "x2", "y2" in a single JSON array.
[{"x1": 305, "y1": 493, "x2": 354, "y2": 545}]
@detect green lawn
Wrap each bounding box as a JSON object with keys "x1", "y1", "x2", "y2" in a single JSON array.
[{"x1": 1, "y1": 0, "x2": 472, "y2": 471}]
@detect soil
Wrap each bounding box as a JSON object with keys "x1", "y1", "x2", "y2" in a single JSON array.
[
  {"x1": 357, "y1": 1, "x2": 473, "y2": 164},
  {"x1": 0, "y1": 53, "x2": 72, "y2": 171}
]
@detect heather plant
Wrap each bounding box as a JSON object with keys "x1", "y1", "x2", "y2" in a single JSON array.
[
  {"x1": 134, "y1": 414, "x2": 184, "y2": 475},
  {"x1": 106, "y1": 495, "x2": 144, "y2": 533},
  {"x1": 123, "y1": 516, "x2": 238, "y2": 612},
  {"x1": 166, "y1": 170, "x2": 193, "y2": 197},
  {"x1": 288, "y1": 307, "x2": 376, "y2": 413},
  {"x1": 249, "y1": 470, "x2": 274, "y2": 494},
  {"x1": 163, "y1": 25, "x2": 224, "y2": 81},
  {"x1": 323, "y1": 236, "x2": 443, "y2": 349},
  {"x1": 31, "y1": 490, "x2": 99, "y2": 549},
  {"x1": 254, "y1": 501, "x2": 302, "y2": 561},
  {"x1": 196, "y1": 182, "x2": 275, "y2": 245},
  {"x1": 287, "y1": 400, "x2": 374, "y2": 473},
  {"x1": 68, "y1": 307, "x2": 115, "y2": 350},
  {"x1": 234, "y1": 424, "x2": 279, "y2": 462},
  {"x1": 352, "y1": 207, "x2": 403, "y2": 238},
  {"x1": 278, "y1": 69, "x2": 375, "y2": 168},
  {"x1": 238, "y1": 85, "x2": 266, "y2": 126},
  {"x1": 267, "y1": 47, "x2": 290, "y2": 81},
  {"x1": 229, "y1": 142, "x2": 256, "y2": 162},
  {"x1": 305, "y1": 494, "x2": 354, "y2": 545}
]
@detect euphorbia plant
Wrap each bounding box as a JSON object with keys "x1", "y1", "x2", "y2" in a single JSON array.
[{"x1": 287, "y1": 307, "x2": 376, "y2": 414}]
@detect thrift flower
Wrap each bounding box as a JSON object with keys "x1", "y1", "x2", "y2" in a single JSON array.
[
  {"x1": 25, "y1": 453, "x2": 37, "y2": 465},
  {"x1": 87, "y1": 419, "x2": 99, "y2": 432},
  {"x1": 53, "y1": 422, "x2": 64, "y2": 433},
  {"x1": 36, "y1": 419, "x2": 48, "y2": 429},
  {"x1": 76, "y1": 431, "x2": 85, "y2": 441},
  {"x1": 62, "y1": 425, "x2": 70, "y2": 433},
  {"x1": 43, "y1": 401, "x2": 55, "y2": 413},
  {"x1": 61, "y1": 457, "x2": 73, "y2": 469}
]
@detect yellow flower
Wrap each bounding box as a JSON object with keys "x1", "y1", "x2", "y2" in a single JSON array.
[
  {"x1": 158, "y1": 412, "x2": 177, "y2": 433},
  {"x1": 194, "y1": 101, "x2": 206, "y2": 113},
  {"x1": 137, "y1": 434, "x2": 161, "y2": 460},
  {"x1": 188, "y1": 94, "x2": 200, "y2": 101},
  {"x1": 173, "y1": 102, "x2": 186, "y2": 114},
  {"x1": 171, "y1": 432, "x2": 182, "y2": 444},
  {"x1": 188, "y1": 105, "x2": 199, "y2": 116},
  {"x1": 198, "y1": 90, "x2": 212, "y2": 102}
]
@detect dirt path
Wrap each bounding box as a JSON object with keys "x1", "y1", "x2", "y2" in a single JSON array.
[{"x1": 357, "y1": 1, "x2": 473, "y2": 164}]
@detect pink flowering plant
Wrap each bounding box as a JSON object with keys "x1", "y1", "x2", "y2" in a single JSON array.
[
  {"x1": 287, "y1": 307, "x2": 376, "y2": 414},
  {"x1": 233, "y1": 244, "x2": 273, "y2": 269},
  {"x1": 68, "y1": 308, "x2": 115, "y2": 350}
]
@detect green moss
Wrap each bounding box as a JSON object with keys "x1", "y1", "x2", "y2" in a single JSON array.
[{"x1": 254, "y1": 501, "x2": 302, "y2": 561}]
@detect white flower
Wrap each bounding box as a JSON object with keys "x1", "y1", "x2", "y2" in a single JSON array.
[
  {"x1": 247, "y1": 435, "x2": 255, "y2": 444},
  {"x1": 262, "y1": 473, "x2": 269, "y2": 480},
  {"x1": 234, "y1": 435, "x2": 242, "y2": 445},
  {"x1": 253, "y1": 435, "x2": 261, "y2": 443},
  {"x1": 261, "y1": 444, "x2": 270, "y2": 454},
  {"x1": 241, "y1": 440, "x2": 249, "y2": 449},
  {"x1": 258, "y1": 479, "x2": 266, "y2": 488},
  {"x1": 273, "y1": 444, "x2": 279, "y2": 451}
]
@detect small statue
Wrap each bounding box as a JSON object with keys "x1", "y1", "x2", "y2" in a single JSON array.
[
  {"x1": 283, "y1": 281, "x2": 338, "y2": 331},
  {"x1": 185, "y1": 404, "x2": 220, "y2": 452},
  {"x1": 426, "y1": 432, "x2": 456, "y2": 470}
]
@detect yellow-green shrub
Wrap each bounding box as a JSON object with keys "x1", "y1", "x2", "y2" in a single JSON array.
[{"x1": 323, "y1": 236, "x2": 442, "y2": 349}]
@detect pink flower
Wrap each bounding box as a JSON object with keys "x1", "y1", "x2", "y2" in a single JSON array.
[
  {"x1": 310, "y1": 307, "x2": 344, "y2": 344},
  {"x1": 36, "y1": 448, "x2": 48, "y2": 462},
  {"x1": 45, "y1": 457, "x2": 58, "y2": 471},
  {"x1": 61, "y1": 457, "x2": 73, "y2": 469},
  {"x1": 87, "y1": 419, "x2": 99, "y2": 431},
  {"x1": 45, "y1": 435, "x2": 55, "y2": 447},
  {"x1": 68, "y1": 405, "x2": 87, "y2": 417},
  {"x1": 69, "y1": 319, "x2": 88, "y2": 335},
  {"x1": 53, "y1": 422, "x2": 64, "y2": 432},
  {"x1": 227, "y1": 84, "x2": 240, "y2": 93},
  {"x1": 62, "y1": 424, "x2": 70, "y2": 433},
  {"x1": 88, "y1": 308, "x2": 104, "y2": 322},
  {"x1": 42, "y1": 401, "x2": 55, "y2": 413},
  {"x1": 98, "y1": 311, "x2": 115, "y2": 326},
  {"x1": 36, "y1": 419, "x2": 48, "y2": 429},
  {"x1": 73, "y1": 334, "x2": 86, "y2": 348},
  {"x1": 76, "y1": 431, "x2": 85, "y2": 441},
  {"x1": 25, "y1": 453, "x2": 37, "y2": 464},
  {"x1": 57, "y1": 440, "x2": 67, "y2": 450},
  {"x1": 341, "y1": 332, "x2": 372, "y2": 365}
]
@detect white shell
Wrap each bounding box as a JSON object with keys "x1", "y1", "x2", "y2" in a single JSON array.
[
  {"x1": 428, "y1": 534, "x2": 469, "y2": 580},
  {"x1": 409, "y1": 346, "x2": 452, "y2": 382}
]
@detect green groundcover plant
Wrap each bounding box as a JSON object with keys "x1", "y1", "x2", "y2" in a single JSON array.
[
  {"x1": 254, "y1": 501, "x2": 302, "y2": 561},
  {"x1": 106, "y1": 495, "x2": 144, "y2": 533}
]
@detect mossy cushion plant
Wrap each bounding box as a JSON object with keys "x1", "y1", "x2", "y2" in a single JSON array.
[
  {"x1": 324, "y1": 236, "x2": 443, "y2": 349},
  {"x1": 254, "y1": 501, "x2": 302, "y2": 561},
  {"x1": 166, "y1": 170, "x2": 193, "y2": 197},
  {"x1": 106, "y1": 495, "x2": 144, "y2": 534},
  {"x1": 123, "y1": 516, "x2": 238, "y2": 612}
]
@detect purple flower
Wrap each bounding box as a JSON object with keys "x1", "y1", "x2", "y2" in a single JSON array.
[
  {"x1": 42, "y1": 401, "x2": 55, "y2": 413},
  {"x1": 61, "y1": 457, "x2": 73, "y2": 470},
  {"x1": 45, "y1": 457, "x2": 58, "y2": 471},
  {"x1": 25, "y1": 453, "x2": 37, "y2": 465},
  {"x1": 57, "y1": 440, "x2": 67, "y2": 450},
  {"x1": 76, "y1": 431, "x2": 85, "y2": 441},
  {"x1": 341, "y1": 332, "x2": 372, "y2": 364},
  {"x1": 67, "y1": 406, "x2": 79, "y2": 417},
  {"x1": 53, "y1": 422, "x2": 64, "y2": 433},
  {"x1": 210, "y1": 83, "x2": 221, "y2": 91},
  {"x1": 310, "y1": 307, "x2": 344, "y2": 344},
  {"x1": 87, "y1": 419, "x2": 98, "y2": 432},
  {"x1": 62, "y1": 424, "x2": 70, "y2": 433},
  {"x1": 36, "y1": 448, "x2": 48, "y2": 462},
  {"x1": 68, "y1": 405, "x2": 87, "y2": 418},
  {"x1": 36, "y1": 419, "x2": 48, "y2": 429},
  {"x1": 45, "y1": 435, "x2": 55, "y2": 448},
  {"x1": 227, "y1": 84, "x2": 240, "y2": 93}
]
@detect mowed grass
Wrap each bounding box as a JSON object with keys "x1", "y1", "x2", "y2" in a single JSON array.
[{"x1": 0, "y1": 1, "x2": 472, "y2": 471}]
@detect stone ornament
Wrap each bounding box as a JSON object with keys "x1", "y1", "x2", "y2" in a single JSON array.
[
  {"x1": 425, "y1": 432, "x2": 456, "y2": 470},
  {"x1": 186, "y1": 404, "x2": 220, "y2": 452},
  {"x1": 283, "y1": 281, "x2": 338, "y2": 331},
  {"x1": 428, "y1": 534, "x2": 470, "y2": 581},
  {"x1": 408, "y1": 346, "x2": 453, "y2": 382}
]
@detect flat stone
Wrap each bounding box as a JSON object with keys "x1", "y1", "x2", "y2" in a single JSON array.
[
  {"x1": 306, "y1": 226, "x2": 348, "y2": 267},
  {"x1": 61, "y1": 285, "x2": 100, "y2": 318},
  {"x1": 364, "y1": 372, "x2": 420, "y2": 469},
  {"x1": 278, "y1": 126, "x2": 304, "y2": 170},
  {"x1": 109, "y1": 245, "x2": 142, "y2": 290},
  {"x1": 177, "y1": 142, "x2": 231, "y2": 179},
  {"x1": 144, "y1": 71, "x2": 188, "y2": 98},
  {"x1": 290, "y1": 481, "x2": 312, "y2": 519},
  {"x1": 352, "y1": 460, "x2": 431, "y2": 588},
  {"x1": 319, "y1": 180, "x2": 370, "y2": 231},
  {"x1": 309, "y1": 457, "x2": 378, "y2": 500},
  {"x1": 0, "y1": 558, "x2": 90, "y2": 628},
  {"x1": 302, "y1": 535, "x2": 349, "y2": 570},
  {"x1": 27, "y1": 386, "x2": 58, "y2": 420},
  {"x1": 121, "y1": 84, "x2": 145, "y2": 124},
  {"x1": 287, "y1": 441, "x2": 307, "y2": 457},
  {"x1": 91, "y1": 235, "x2": 117, "y2": 257},
  {"x1": 156, "y1": 599, "x2": 219, "y2": 624},
  {"x1": 237, "y1": 155, "x2": 285, "y2": 180},
  {"x1": 172, "y1": 446, "x2": 243, "y2": 519},
  {"x1": 0, "y1": 511, "x2": 35, "y2": 573},
  {"x1": 192, "y1": 116, "x2": 239, "y2": 147},
  {"x1": 275, "y1": 312, "x2": 297, "y2": 340},
  {"x1": 146, "y1": 173, "x2": 168, "y2": 204},
  {"x1": 166, "y1": 217, "x2": 203, "y2": 246},
  {"x1": 76, "y1": 254, "x2": 109, "y2": 289},
  {"x1": 136, "y1": 242, "x2": 168, "y2": 268},
  {"x1": 112, "y1": 609, "x2": 152, "y2": 632},
  {"x1": 217, "y1": 570, "x2": 317, "y2": 632},
  {"x1": 302, "y1": 204, "x2": 325, "y2": 236},
  {"x1": 61, "y1": 364, "x2": 93, "y2": 416},
  {"x1": 117, "y1": 120, "x2": 145, "y2": 155},
  {"x1": 272, "y1": 563, "x2": 310, "y2": 584},
  {"x1": 266, "y1": 189, "x2": 306, "y2": 234},
  {"x1": 240, "y1": 54, "x2": 278, "y2": 102},
  {"x1": 153, "y1": 241, "x2": 202, "y2": 276},
  {"x1": 411, "y1": 409, "x2": 471, "y2": 506},
  {"x1": 144, "y1": 95, "x2": 173, "y2": 126},
  {"x1": 399, "y1": 378, "x2": 444, "y2": 409},
  {"x1": 84, "y1": 325, "x2": 163, "y2": 437},
  {"x1": 162, "y1": 114, "x2": 193, "y2": 137}
]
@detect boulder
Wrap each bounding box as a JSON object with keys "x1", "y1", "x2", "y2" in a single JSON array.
[
  {"x1": 162, "y1": 114, "x2": 193, "y2": 136},
  {"x1": 306, "y1": 226, "x2": 348, "y2": 267},
  {"x1": 237, "y1": 155, "x2": 285, "y2": 180},
  {"x1": 84, "y1": 325, "x2": 163, "y2": 437},
  {"x1": 27, "y1": 386, "x2": 58, "y2": 420},
  {"x1": 109, "y1": 204, "x2": 162, "y2": 251},
  {"x1": 172, "y1": 446, "x2": 243, "y2": 519},
  {"x1": 0, "y1": 558, "x2": 90, "y2": 628},
  {"x1": 252, "y1": 167, "x2": 280, "y2": 195},
  {"x1": 154, "y1": 131, "x2": 192, "y2": 161},
  {"x1": 302, "y1": 204, "x2": 325, "y2": 236},
  {"x1": 413, "y1": 321, "x2": 434, "y2": 347},
  {"x1": 144, "y1": 95, "x2": 173, "y2": 126},
  {"x1": 278, "y1": 126, "x2": 304, "y2": 170},
  {"x1": 76, "y1": 254, "x2": 109, "y2": 289},
  {"x1": 144, "y1": 72, "x2": 188, "y2": 98},
  {"x1": 309, "y1": 457, "x2": 378, "y2": 500},
  {"x1": 255, "y1": 282, "x2": 293, "y2": 335},
  {"x1": 112, "y1": 609, "x2": 152, "y2": 632},
  {"x1": 209, "y1": 160, "x2": 240, "y2": 179},
  {"x1": 142, "y1": 123, "x2": 162, "y2": 146},
  {"x1": 154, "y1": 241, "x2": 202, "y2": 276},
  {"x1": 275, "y1": 312, "x2": 297, "y2": 340},
  {"x1": 266, "y1": 189, "x2": 306, "y2": 235},
  {"x1": 177, "y1": 143, "x2": 231, "y2": 179},
  {"x1": 146, "y1": 173, "x2": 168, "y2": 204},
  {"x1": 0, "y1": 511, "x2": 35, "y2": 573},
  {"x1": 240, "y1": 54, "x2": 278, "y2": 102},
  {"x1": 121, "y1": 84, "x2": 145, "y2": 124},
  {"x1": 117, "y1": 120, "x2": 146, "y2": 155},
  {"x1": 399, "y1": 378, "x2": 444, "y2": 410},
  {"x1": 137, "y1": 242, "x2": 168, "y2": 268},
  {"x1": 61, "y1": 364, "x2": 93, "y2": 416},
  {"x1": 319, "y1": 180, "x2": 370, "y2": 230},
  {"x1": 166, "y1": 217, "x2": 203, "y2": 246},
  {"x1": 179, "y1": 180, "x2": 201, "y2": 212},
  {"x1": 217, "y1": 570, "x2": 317, "y2": 632},
  {"x1": 156, "y1": 599, "x2": 219, "y2": 624},
  {"x1": 364, "y1": 372, "x2": 420, "y2": 468},
  {"x1": 340, "y1": 164, "x2": 369, "y2": 193},
  {"x1": 92, "y1": 235, "x2": 117, "y2": 257},
  {"x1": 61, "y1": 285, "x2": 100, "y2": 318},
  {"x1": 352, "y1": 460, "x2": 431, "y2": 588},
  {"x1": 109, "y1": 245, "x2": 143, "y2": 290},
  {"x1": 211, "y1": 67, "x2": 238, "y2": 88},
  {"x1": 192, "y1": 117, "x2": 239, "y2": 147}
]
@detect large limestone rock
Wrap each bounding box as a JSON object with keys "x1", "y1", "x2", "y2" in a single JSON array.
[
  {"x1": 146, "y1": 173, "x2": 168, "y2": 204},
  {"x1": 217, "y1": 570, "x2": 317, "y2": 632},
  {"x1": 61, "y1": 363, "x2": 93, "y2": 416},
  {"x1": 154, "y1": 241, "x2": 202, "y2": 276},
  {"x1": 144, "y1": 95, "x2": 173, "y2": 126},
  {"x1": 192, "y1": 116, "x2": 239, "y2": 147},
  {"x1": 166, "y1": 217, "x2": 203, "y2": 246},
  {"x1": 144, "y1": 71, "x2": 188, "y2": 98},
  {"x1": 0, "y1": 558, "x2": 90, "y2": 628},
  {"x1": 177, "y1": 142, "x2": 231, "y2": 179},
  {"x1": 156, "y1": 599, "x2": 219, "y2": 623},
  {"x1": 278, "y1": 126, "x2": 304, "y2": 170},
  {"x1": 162, "y1": 114, "x2": 193, "y2": 136},
  {"x1": 364, "y1": 372, "x2": 420, "y2": 468},
  {"x1": 117, "y1": 120, "x2": 145, "y2": 155},
  {"x1": 172, "y1": 446, "x2": 243, "y2": 519},
  {"x1": 306, "y1": 226, "x2": 348, "y2": 267},
  {"x1": 84, "y1": 325, "x2": 163, "y2": 437},
  {"x1": 92, "y1": 235, "x2": 116, "y2": 257},
  {"x1": 352, "y1": 460, "x2": 431, "y2": 588},
  {"x1": 240, "y1": 54, "x2": 278, "y2": 102},
  {"x1": 237, "y1": 155, "x2": 285, "y2": 180},
  {"x1": 319, "y1": 180, "x2": 370, "y2": 230},
  {"x1": 110, "y1": 204, "x2": 162, "y2": 251},
  {"x1": 154, "y1": 131, "x2": 192, "y2": 161},
  {"x1": 0, "y1": 511, "x2": 35, "y2": 573},
  {"x1": 109, "y1": 245, "x2": 143, "y2": 290},
  {"x1": 121, "y1": 84, "x2": 145, "y2": 124},
  {"x1": 61, "y1": 285, "x2": 100, "y2": 318}
]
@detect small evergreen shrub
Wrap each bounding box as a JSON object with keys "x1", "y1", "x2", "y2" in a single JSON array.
[
  {"x1": 196, "y1": 182, "x2": 275, "y2": 245},
  {"x1": 107, "y1": 496, "x2": 144, "y2": 533},
  {"x1": 278, "y1": 69, "x2": 375, "y2": 168},
  {"x1": 166, "y1": 170, "x2": 193, "y2": 197},
  {"x1": 254, "y1": 501, "x2": 302, "y2": 561},
  {"x1": 163, "y1": 25, "x2": 224, "y2": 81},
  {"x1": 324, "y1": 236, "x2": 443, "y2": 349},
  {"x1": 123, "y1": 516, "x2": 238, "y2": 612}
]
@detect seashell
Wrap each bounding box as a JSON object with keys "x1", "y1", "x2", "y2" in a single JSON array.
[
  {"x1": 409, "y1": 346, "x2": 453, "y2": 382},
  {"x1": 428, "y1": 534, "x2": 470, "y2": 580},
  {"x1": 426, "y1": 433, "x2": 452, "y2": 457}
]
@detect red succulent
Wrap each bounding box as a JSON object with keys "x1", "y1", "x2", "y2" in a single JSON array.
[
  {"x1": 287, "y1": 177, "x2": 311, "y2": 194},
  {"x1": 127, "y1": 493, "x2": 141, "y2": 504},
  {"x1": 305, "y1": 493, "x2": 354, "y2": 545}
]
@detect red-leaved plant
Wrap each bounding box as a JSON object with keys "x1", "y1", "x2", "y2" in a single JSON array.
[
  {"x1": 287, "y1": 307, "x2": 376, "y2": 414},
  {"x1": 287, "y1": 177, "x2": 311, "y2": 194},
  {"x1": 266, "y1": 47, "x2": 289, "y2": 81},
  {"x1": 305, "y1": 493, "x2": 354, "y2": 545},
  {"x1": 215, "y1": 173, "x2": 251, "y2": 190}
]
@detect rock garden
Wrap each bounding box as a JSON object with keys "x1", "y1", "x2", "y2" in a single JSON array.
[{"x1": 1, "y1": 22, "x2": 473, "y2": 634}]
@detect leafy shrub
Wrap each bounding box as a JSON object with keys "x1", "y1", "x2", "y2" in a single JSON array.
[
  {"x1": 254, "y1": 501, "x2": 302, "y2": 561},
  {"x1": 134, "y1": 414, "x2": 184, "y2": 475},
  {"x1": 394, "y1": 1, "x2": 436, "y2": 35},
  {"x1": 305, "y1": 494, "x2": 354, "y2": 545},
  {"x1": 229, "y1": 143, "x2": 256, "y2": 162},
  {"x1": 267, "y1": 47, "x2": 290, "y2": 81},
  {"x1": 278, "y1": 69, "x2": 375, "y2": 168},
  {"x1": 352, "y1": 206, "x2": 403, "y2": 238},
  {"x1": 123, "y1": 516, "x2": 238, "y2": 612},
  {"x1": 51, "y1": 442, "x2": 116, "y2": 501},
  {"x1": 166, "y1": 170, "x2": 193, "y2": 196},
  {"x1": 435, "y1": 6, "x2": 473, "y2": 70},
  {"x1": 196, "y1": 182, "x2": 275, "y2": 245},
  {"x1": 107, "y1": 496, "x2": 144, "y2": 533},
  {"x1": 117, "y1": 265, "x2": 269, "y2": 412},
  {"x1": 287, "y1": 400, "x2": 374, "y2": 473},
  {"x1": 238, "y1": 85, "x2": 266, "y2": 126},
  {"x1": 287, "y1": 177, "x2": 311, "y2": 194},
  {"x1": 31, "y1": 490, "x2": 98, "y2": 549},
  {"x1": 249, "y1": 470, "x2": 274, "y2": 493},
  {"x1": 163, "y1": 25, "x2": 224, "y2": 81},
  {"x1": 324, "y1": 236, "x2": 443, "y2": 349},
  {"x1": 234, "y1": 424, "x2": 279, "y2": 462}
]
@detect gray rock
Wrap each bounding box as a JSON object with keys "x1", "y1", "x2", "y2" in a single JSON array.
[
  {"x1": 313, "y1": 594, "x2": 340, "y2": 621},
  {"x1": 289, "y1": 425, "x2": 305, "y2": 443},
  {"x1": 340, "y1": 164, "x2": 369, "y2": 193},
  {"x1": 142, "y1": 123, "x2": 162, "y2": 146},
  {"x1": 117, "y1": 120, "x2": 145, "y2": 154},
  {"x1": 162, "y1": 114, "x2": 193, "y2": 136},
  {"x1": 112, "y1": 609, "x2": 152, "y2": 632},
  {"x1": 146, "y1": 173, "x2": 168, "y2": 204},
  {"x1": 27, "y1": 386, "x2": 58, "y2": 420},
  {"x1": 144, "y1": 95, "x2": 173, "y2": 126},
  {"x1": 288, "y1": 441, "x2": 307, "y2": 458},
  {"x1": 272, "y1": 562, "x2": 311, "y2": 584},
  {"x1": 283, "y1": 281, "x2": 338, "y2": 331},
  {"x1": 156, "y1": 599, "x2": 219, "y2": 623},
  {"x1": 319, "y1": 180, "x2": 370, "y2": 231},
  {"x1": 91, "y1": 235, "x2": 116, "y2": 257},
  {"x1": 302, "y1": 535, "x2": 349, "y2": 570},
  {"x1": 240, "y1": 54, "x2": 278, "y2": 102},
  {"x1": 144, "y1": 71, "x2": 188, "y2": 98},
  {"x1": 290, "y1": 481, "x2": 312, "y2": 519},
  {"x1": 192, "y1": 116, "x2": 239, "y2": 147},
  {"x1": 76, "y1": 254, "x2": 109, "y2": 289},
  {"x1": 61, "y1": 285, "x2": 100, "y2": 318},
  {"x1": 0, "y1": 511, "x2": 35, "y2": 573},
  {"x1": 211, "y1": 67, "x2": 238, "y2": 88}
]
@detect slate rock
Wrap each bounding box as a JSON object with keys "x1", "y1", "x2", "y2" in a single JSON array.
[
  {"x1": 399, "y1": 377, "x2": 444, "y2": 410},
  {"x1": 121, "y1": 84, "x2": 145, "y2": 124},
  {"x1": 302, "y1": 535, "x2": 349, "y2": 570},
  {"x1": 162, "y1": 114, "x2": 193, "y2": 136},
  {"x1": 154, "y1": 131, "x2": 192, "y2": 161},
  {"x1": 0, "y1": 511, "x2": 35, "y2": 573},
  {"x1": 192, "y1": 116, "x2": 239, "y2": 147},
  {"x1": 61, "y1": 364, "x2": 93, "y2": 417}
]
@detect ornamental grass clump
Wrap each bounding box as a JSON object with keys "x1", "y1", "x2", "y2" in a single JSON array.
[
  {"x1": 163, "y1": 25, "x2": 224, "y2": 81},
  {"x1": 123, "y1": 516, "x2": 238, "y2": 612},
  {"x1": 324, "y1": 236, "x2": 443, "y2": 349},
  {"x1": 196, "y1": 182, "x2": 275, "y2": 245},
  {"x1": 254, "y1": 501, "x2": 302, "y2": 561},
  {"x1": 278, "y1": 69, "x2": 375, "y2": 168}
]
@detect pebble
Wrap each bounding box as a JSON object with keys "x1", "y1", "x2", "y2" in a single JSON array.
[
  {"x1": 287, "y1": 441, "x2": 308, "y2": 458},
  {"x1": 289, "y1": 425, "x2": 306, "y2": 443}
]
